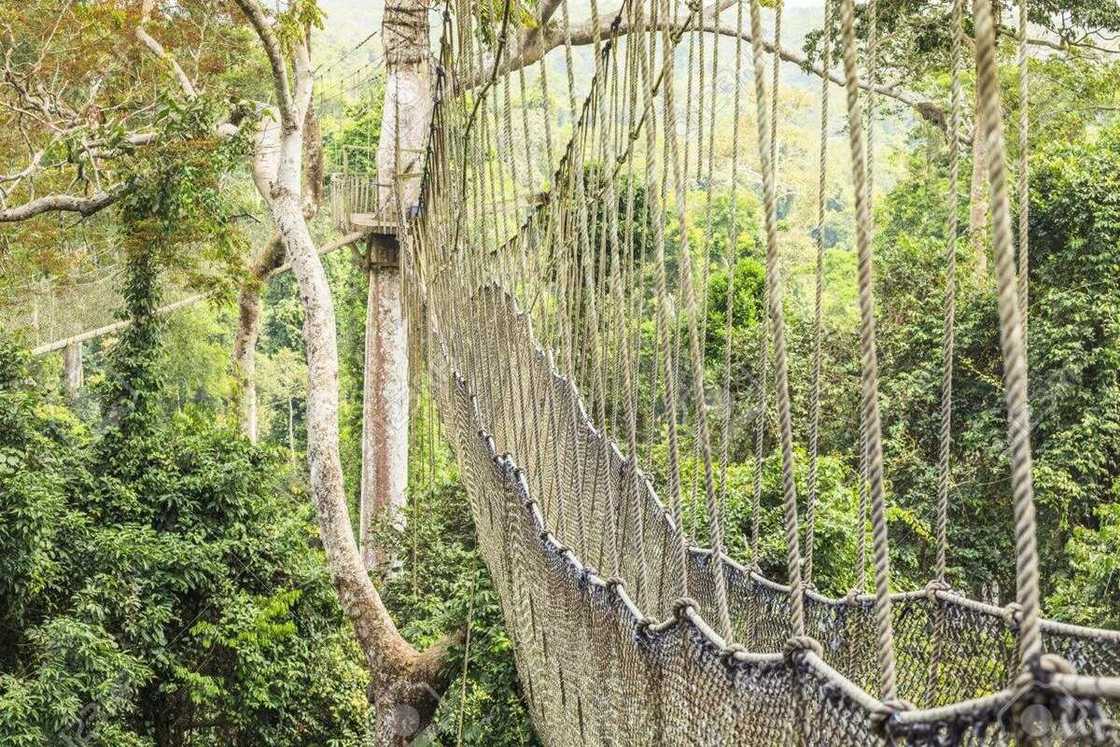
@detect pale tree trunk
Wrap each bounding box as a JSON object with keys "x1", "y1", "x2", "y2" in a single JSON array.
[
  {"x1": 233, "y1": 106, "x2": 323, "y2": 443},
  {"x1": 360, "y1": 237, "x2": 409, "y2": 571},
  {"x1": 230, "y1": 5, "x2": 458, "y2": 741},
  {"x1": 360, "y1": 0, "x2": 433, "y2": 570},
  {"x1": 63, "y1": 340, "x2": 83, "y2": 401},
  {"x1": 233, "y1": 235, "x2": 284, "y2": 442}
]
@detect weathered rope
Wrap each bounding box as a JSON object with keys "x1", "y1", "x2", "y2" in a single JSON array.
[
  {"x1": 855, "y1": 0, "x2": 879, "y2": 597},
  {"x1": 926, "y1": 0, "x2": 965, "y2": 704},
  {"x1": 718, "y1": 0, "x2": 748, "y2": 525},
  {"x1": 770, "y1": 0, "x2": 783, "y2": 184},
  {"x1": 974, "y1": 0, "x2": 1043, "y2": 675},
  {"x1": 749, "y1": 0, "x2": 805, "y2": 637},
  {"x1": 1017, "y1": 0, "x2": 1030, "y2": 339},
  {"x1": 804, "y1": 0, "x2": 833, "y2": 588},
  {"x1": 661, "y1": 9, "x2": 733, "y2": 641},
  {"x1": 935, "y1": 0, "x2": 965, "y2": 590},
  {"x1": 649, "y1": 0, "x2": 700, "y2": 597},
  {"x1": 838, "y1": 0, "x2": 897, "y2": 701}
]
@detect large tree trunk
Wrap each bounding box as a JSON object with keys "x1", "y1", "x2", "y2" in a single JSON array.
[
  {"x1": 232, "y1": 105, "x2": 324, "y2": 443},
  {"x1": 360, "y1": 0, "x2": 433, "y2": 569},
  {"x1": 225, "y1": 14, "x2": 457, "y2": 738},
  {"x1": 265, "y1": 117, "x2": 455, "y2": 747},
  {"x1": 360, "y1": 237, "x2": 409, "y2": 571}
]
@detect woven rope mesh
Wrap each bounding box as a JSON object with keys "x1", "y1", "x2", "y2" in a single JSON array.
[{"x1": 420, "y1": 278, "x2": 1120, "y2": 743}]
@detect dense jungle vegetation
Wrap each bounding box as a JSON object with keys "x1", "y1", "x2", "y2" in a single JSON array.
[{"x1": 1, "y1": 0, "x2": 1118, "y2": 744}]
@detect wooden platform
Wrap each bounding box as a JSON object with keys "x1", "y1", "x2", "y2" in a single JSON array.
[{"x1": 350, "y1": 213, "x2": 397, "y2": 235}]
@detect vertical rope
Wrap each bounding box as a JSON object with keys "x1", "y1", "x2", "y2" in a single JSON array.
[
  {"x1": 926, "y1": 0, "x2": 965, "y2": 704},
  {"x1": 650, "y1": 0, "x2": 693, "y2": 596},
  {"x1": 1017, "y1": 0, "x2": 1030, "y2": 339},
  {"x1": 936, "y1": 0, "x2": 964, "y2": 590},
  {"x1": 770, "y1": 0, "x2": 784, "y2": 183},
  {"x1": 661, "y1": 3, "x2": 733, "y2": 641},
  {"x1": 804, "y1": 0, "x2": 832, "y2": 587},
  {"x1": 865, "y1": 0, "x2": 878, "y2": 199},
  {"x1": 974, "y1": 0, "x2": 1042, "y2": 675},
  {"x1": 838, "y1": 0, "x2": 897, "y2": 701},
  {"x1": 749, "y1": 0, "x2": 805, "y2": 637},
  {"x1": 855, "y1": 0, "x2": 878, "y2": 596},
  {"x1": 718, "y1": 0, "x2": 748, "y2": 524}
]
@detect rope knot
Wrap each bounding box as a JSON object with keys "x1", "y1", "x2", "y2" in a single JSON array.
[
  {"x1": 719, "y1": 643, "x2": 748, "y2": 667},
  {"x1": 843, "y1": 587, "x2": 865, "y2": 605},
  {"x1": 1030, "y1": 653, "x2": 1076, "y2": 687},
  {"x1": 924, "y1": 579, "x2": 951, "y2": 602},
  {"x1": 672, "y1": 596, "x2": 700, "y2": 621},
  {"x1": 1002, "y1": 602, "x2": 1023, "y2": 630},
  {"x1": 783, "y1": 635, "x2": 823, "y2": 662},
  {"x1": 870, "y1": 699, "x2": 914, "y2": 736},
  {"x1": 604, "y1": 576, "x2": 626, "y2": 594}
]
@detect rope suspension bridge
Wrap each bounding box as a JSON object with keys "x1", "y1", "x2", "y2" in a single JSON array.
[
  {"x1": 11, "y1": 0, "x2": 1120, "y2": 742},
  {"x1": 397, "y1": 0, "x2": 1120, "y2": 741}
]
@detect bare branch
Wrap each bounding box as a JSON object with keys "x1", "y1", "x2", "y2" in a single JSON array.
[
  {"x1": 468, "y1": 4, "x2": 951, "y2": 133},
  {"x1": 0, "y1": 148, "x2": 46, "y2": 185},
  {"x1": 522, "y1": 0, "x2": 565, "y2": 49},
  {"x1": 0, "y1": 182, "x2": 131, "y2": 223},
  {"x1": 135, "y1": 0, "x2": 199, "y2": 99}
]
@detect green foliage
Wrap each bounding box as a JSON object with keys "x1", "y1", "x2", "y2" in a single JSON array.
[
  {"x1": 867, "y1": 119, "x2": 1120, "y2": 602},
  {"x1": 0, "y1": 278, "x2": 370, "y2": 745},
  {"x1": 1048, "y1": 502, "x2": 1120, "y2": 628},
  {"x1": 379, "y1": 473, "x2": 539, "y2": 745},
  {"x1": 323, "y1": 78, "x2": 386, "y2": 174}
]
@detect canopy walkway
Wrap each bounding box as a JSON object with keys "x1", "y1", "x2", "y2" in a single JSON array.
[
  {"x1": 9, "y1": 0, "x2": 1119, "y2": 740},
  {"x1": 391, "y1": 0, "x2": 1120, "y2": 742}
]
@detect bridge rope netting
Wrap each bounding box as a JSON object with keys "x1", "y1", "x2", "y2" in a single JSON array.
[{"x1": 395, "y1": 0, "x2": 1120, "y2": 741}]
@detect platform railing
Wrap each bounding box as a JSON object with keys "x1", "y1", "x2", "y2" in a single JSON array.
[{"x1": 327, "y1": 172, "x2": 397, "y2": 234}]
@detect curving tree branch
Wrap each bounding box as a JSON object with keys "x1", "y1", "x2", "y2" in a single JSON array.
[
  {"x1": 230, "y1": 0, "x2": 296, "y2": 129},
  {"x1": 135, "y1": 0, "x2": 199, "y2": 99},
  {"x1": 461, "y1": 1, "x2": 953, "y2": 133},
  {"x1": 0, "y1": 183, "x2": 132, "y2": 223}
]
